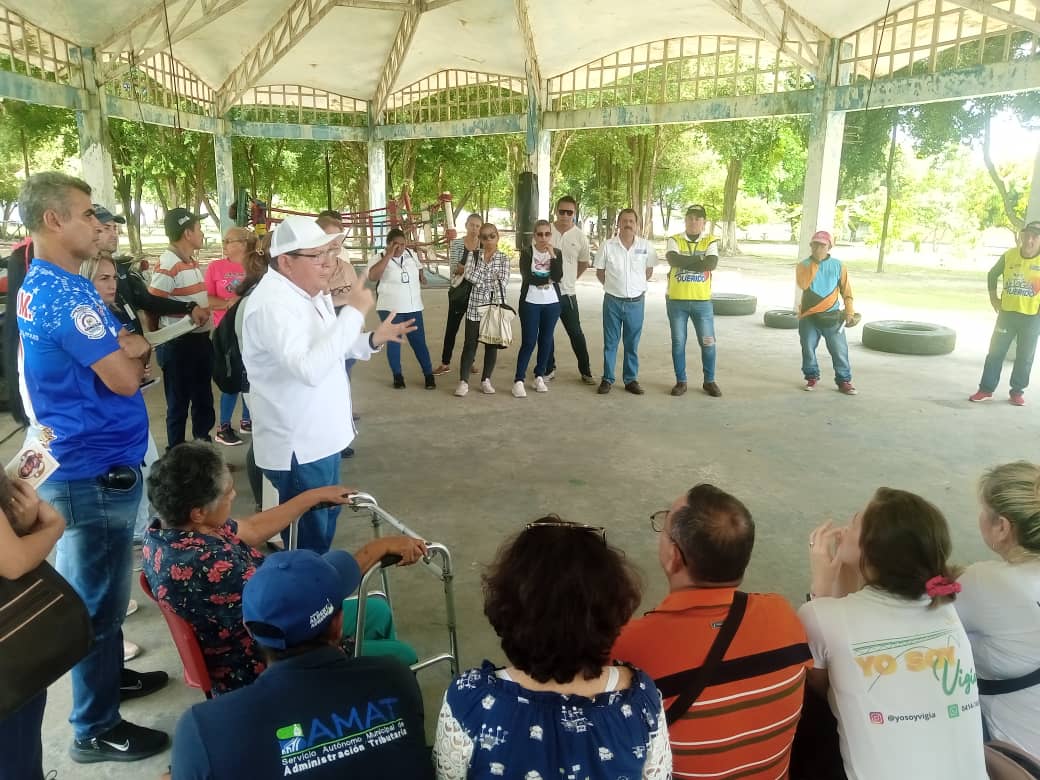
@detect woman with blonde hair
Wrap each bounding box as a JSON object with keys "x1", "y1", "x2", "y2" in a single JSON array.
[
  {"x1": 798, "y1": 488, "x2": 987, "y2": 780},
  {"x1": 956, "y1": 461, "x2": 1040, "y2": 756}
]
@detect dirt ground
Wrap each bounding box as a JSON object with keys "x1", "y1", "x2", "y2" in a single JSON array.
[{"x1": 20, "y1": 253, "x2": 1038, "y2": 778}]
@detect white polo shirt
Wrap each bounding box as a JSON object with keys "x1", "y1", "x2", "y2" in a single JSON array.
[
  {"x1": 594, "y1": 235, "x2": 657, "y2": 299},
  {"x1": 551, "y1": 224, "x2": 591, "y2": 296},
  {"x1": 241, "y1": 270, "x2": 377, "y2": 470},
  {"x1": 368, "y1": 248, "x2": 424, "y2": 313}
]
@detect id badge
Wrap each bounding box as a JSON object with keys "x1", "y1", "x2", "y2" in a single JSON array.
[{"x1": 400, "y1": 271, "x2": 410, "y2": 284}]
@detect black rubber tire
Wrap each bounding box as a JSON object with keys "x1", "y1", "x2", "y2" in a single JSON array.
[
  {"x1": 763, "y1": 308, "x2": 798, "y2": 329},
  {"x1": 712, "y1": 293, "x2": 757, "y2": 316},
  {"x1": 861, "y1": 320, "x2": 956, "y2": 356}
]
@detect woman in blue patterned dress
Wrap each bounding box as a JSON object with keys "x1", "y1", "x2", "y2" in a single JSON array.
[{"x1": 434, "y1": 516, "x2": 672, "y2": 779}]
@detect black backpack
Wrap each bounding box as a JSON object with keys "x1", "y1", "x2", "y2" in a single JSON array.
[{"x1": 211, "y1": 295, "x2": 249, "y2": 394}]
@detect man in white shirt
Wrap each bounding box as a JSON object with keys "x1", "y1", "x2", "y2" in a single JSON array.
[
  {"x1": 547, "y1": 196, "x2": 596, "y2": 385},
  {"x1": 594, "y1": 208, "x2": 658, "y2": 395},
  {"x1": 241, "y1": 215, "x2": 414, "y2": 554},
  {"x1": 148, "y1": 208, "x2": 213, "y2": 447}
]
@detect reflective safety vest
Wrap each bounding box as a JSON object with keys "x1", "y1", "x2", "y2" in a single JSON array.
[
  {"x1": 1001, "y1": 248, "x2": 1040, "y2": 315},
  {"x1": 667, "y1": 233, "x2": 717, "y2": 301}
]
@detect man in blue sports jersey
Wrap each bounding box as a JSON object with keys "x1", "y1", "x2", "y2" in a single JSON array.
[{"x1": 16, "y1": 172, "x2": 169, "y2": 763}]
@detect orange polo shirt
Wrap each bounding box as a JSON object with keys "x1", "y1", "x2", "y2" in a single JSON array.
[{"x1": 613, "y1": 587, "x2": 812, "y2": 780}]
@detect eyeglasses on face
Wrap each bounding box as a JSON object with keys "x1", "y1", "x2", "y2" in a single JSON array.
[
  {"x1": 288, "y1": 250, "x2": 327, "y2": 263},
  {"x1": 557, "y1": 209, "x2": 574, "y2": 216},
  {"x1": 534, "y1": 231, "x2": 551, "y2": 237},
  {"x1": 649, "y1": 510, "x2": 670, "y2": 532},
  {"x1": 524, "y1": 520, "x2": 606, "y2": 542},
  {"x1": 223, "y1": 238, "x2": 245, "y2": 245},
  {"x1": 480, "y1": 233, "x2": 498, "y2": 240}
]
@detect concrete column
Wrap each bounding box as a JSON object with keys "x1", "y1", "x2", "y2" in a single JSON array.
[
  {"x1": 1027, "y1": 143, "x2": 1040, "y2": 222},
  {"x1": 798, "y1": 39, "x2": 848, "y2": 262},
  {"x1": 534, "y1": 129, "x2": 551, "y2": 220},
  {"x1": 214, "y1": 126, "x2": 235, "y2": 235},
  {"x1": 72, "y1": 48, "x2": 114, "y2": 208},
  {"x1": 367, "y1": 139, "x2": 387, "y2": 213}
]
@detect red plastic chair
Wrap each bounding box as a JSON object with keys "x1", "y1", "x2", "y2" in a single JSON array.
[{"x1": 138, "y1": 572, "x2": 213, "y2": 699}]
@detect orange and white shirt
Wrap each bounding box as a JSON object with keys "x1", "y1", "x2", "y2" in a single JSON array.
[{"x1": 148, "y1": 248, "x2": 211, "y2": 332}]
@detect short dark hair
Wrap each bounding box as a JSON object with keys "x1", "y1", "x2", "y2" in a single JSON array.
[
  {"x1": 385, "y1": 228, "x2": 406, "y2": 243},
  {"x1": 483, "y1": 515, "x2": 642, "y2": 684},
  {"x1": 556, "y1": 195, "x2": 577, "y2": 209},
  {"x1": 617, "y1": 207, "x2": 639, "y2": 224},
  {"x1": 671, "y1": 484, "x2": 754, "y2": 582},
  {"x1": 860, "y1": 488, "x2": 956, "y2": 606},
  {"x1": 19, "y1": 172, "x2": 92, "y2": 232},
  {"x1": 317, "y1": 209, "x2": 341, "y2": 221},
  {"x1": 147, "y1": 442, "x2": 227, "y2": 529},
  {"x1": 255, "y1": 616, "x2": 341, "y2": 663},
  {"x1": 534, "y1": 218, "x2": 551, "y2": 231},
  {"x1": 316, "y1": 214, "x2": 342, "y2": 231}
]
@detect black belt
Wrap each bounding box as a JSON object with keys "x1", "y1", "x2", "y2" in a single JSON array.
[
  {"x1": 978, "y1": 667, "x2": 1040, "y2": 695},
  {"x1": 607, "y1": 293, "x2": 645, "y2": 303}
]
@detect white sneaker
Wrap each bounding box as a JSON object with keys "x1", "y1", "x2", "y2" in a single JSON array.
[
  {"x1": 512, "y1": 381, "x2": 527, "y2": 398},
  {"x1": 125, "y1": 599, "x2": 138, "y2": 617},
  {"x1": 534, "y1": 376, "x2": 548, "y2": 393},
  {"x1": 123, "y1": 639, "x2": 141, "y2": 662},
  {"x1": 545, "y1": 370, "x2": 556, "y2": 381},
  {"x1": 480, "y1": 379, "x2": 496, "y2": 394},
  {"x1": 454, "y1": 381, "x2": 469, "y2": 397}
]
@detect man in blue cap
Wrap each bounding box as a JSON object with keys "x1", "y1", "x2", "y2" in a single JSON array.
[{"x1": 170, "y1": 549, "x2": 433, "y2": 779}]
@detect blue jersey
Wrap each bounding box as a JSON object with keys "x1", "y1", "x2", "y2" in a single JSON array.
[{"x1": 17, "y1": 259, "x2": 148, "y2": 480}]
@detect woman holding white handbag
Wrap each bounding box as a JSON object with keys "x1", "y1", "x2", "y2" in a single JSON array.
[{"x1": 455, "y1": 223, "x2": 510, "y2": 397}]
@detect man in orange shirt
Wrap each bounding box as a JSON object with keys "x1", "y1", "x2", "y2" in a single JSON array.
[{"x1": 613, "y1": 485, "x2": 811, "y2": 780}]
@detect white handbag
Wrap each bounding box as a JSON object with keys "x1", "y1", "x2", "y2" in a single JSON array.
[{"x1": 478, "y1": 278, "x2": 515, "y2": 348}]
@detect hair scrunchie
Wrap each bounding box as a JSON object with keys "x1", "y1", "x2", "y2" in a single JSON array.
[{"x1": 924, "y1": 575, "x2": 962, "y2": 598}]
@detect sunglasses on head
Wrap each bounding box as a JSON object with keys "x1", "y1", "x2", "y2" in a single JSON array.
[{"x1": 524, "y1": 520, "x2": 606, "y2": 542}]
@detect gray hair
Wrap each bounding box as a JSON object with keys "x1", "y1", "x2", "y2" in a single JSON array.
[{"x1": 19, "y1": 172, "x2": 92, "y2": 233}]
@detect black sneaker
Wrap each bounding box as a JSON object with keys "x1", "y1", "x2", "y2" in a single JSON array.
[
  {"x1": 425, "y1": 374, "x2": 436, "y2": 390},
  {"x1": 393, "y1": 374, "x2": 406, "y2": 389},
  {"x1": 215, "y1": 424, "x2": 243, "y2": 446},
  {"x1": 70, "y1": 720, "x2": 169, "y2": 763},
  {"x1": 341, "y1": 446, "x2": 355, "y2": 459},
  {"x1": 120, "y1": 668, "x2": 169, "y2": 701}
]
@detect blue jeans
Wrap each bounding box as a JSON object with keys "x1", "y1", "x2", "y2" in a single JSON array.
[
  {"x1": 377, "y1": 310, "x2": 433, "y2": 377},
  {"x1": 667, "y1": 298, "x2": 716, "y2": 382},
  {"x1": 602, "y1": 293, "x2": 645, "y2": 385},
  {"x1": 39, "y1": 467, "x2": 142, "y2": 740},
  {"x1": 979, "y1": 310, "x2": 1040, "y2": 393},
  {"x1": 219, "y1": 393, "x2": 250, "y2": 426},
  {"x1": 0, "y1": 691, "x2": 45, "y2": 779},
  {"x1": 799, "y1": 315, "x2": 852, "y2": 384},
  {"x1": 515, "y1": 300, "x2": 561, "y2": 381},
  {"x1": 133, "y1": 433, "x2": 160, "y2": 542},
  {"x1": 263, "y1": 452, "x2": 342, "y2": 553}
]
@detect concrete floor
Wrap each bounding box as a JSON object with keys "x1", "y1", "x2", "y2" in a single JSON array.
[{"x1": 20, "y1": 254, "x2": 1036, "y2": 778}]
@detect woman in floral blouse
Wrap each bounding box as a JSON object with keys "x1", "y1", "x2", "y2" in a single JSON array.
[{"x1": 142, "y1": 441, "x2": 427, "y2": 695}]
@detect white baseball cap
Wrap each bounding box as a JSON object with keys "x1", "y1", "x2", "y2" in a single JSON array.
[{"x1": 269, "y1": 215, "x2": 343, "y2": 258}]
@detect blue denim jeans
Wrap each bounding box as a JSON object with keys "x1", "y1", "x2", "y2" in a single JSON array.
[
  {"x1": 515, "y1": 300, "x2": 561, "y2": 381},
  {"x1": 133, "y1": 433, "x2": 160, "y2": 542},
  {"x1": 219, "y1": 392, "x2": 250, "y2": 426},
  {"x1": 602, "y1": 293, "x2": 645, "y2": 385},
  {"x1": 799, "y1": 315, "x2": 852, "y2": 384},
  {"x1": 0, "y1": 691, "x2": 45, "y2": 779},
  {"x1": 263, "y1": 452, "x2": 342, "y2": 554},
  {"x1": 667, "y1": 298, "x2": 716, "y2": 382},
  {"x1": 979, "y1": 310, "x2": 1040, "y2": 393},
  {"x1": 39, "y1": 467, "x2": 142, "y2": 740},
  {"x1": 377, "y1": 310, "x2": 433, "y2": 377}
]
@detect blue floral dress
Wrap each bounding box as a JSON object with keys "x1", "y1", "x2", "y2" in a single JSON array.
[
  {"x1": 433, "y1": 660, "x2": 672, "y2": 779},
  {"x1": 142, "y1": 519, "x2": 266, "y2": 694}
]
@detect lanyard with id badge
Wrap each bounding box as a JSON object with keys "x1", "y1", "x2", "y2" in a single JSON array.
[{"x1": 395, "y1": 256, "x2": 410, "y2": 284}]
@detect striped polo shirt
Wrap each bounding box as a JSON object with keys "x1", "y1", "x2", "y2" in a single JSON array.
[
  {"x1": 613, "y1": 587, "x2": 812, "y2": 780},
  {"x1": 148, "y1": 247, "x2": 212, "y2": 332}
]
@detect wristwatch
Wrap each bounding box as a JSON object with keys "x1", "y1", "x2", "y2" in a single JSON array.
[{"x1": 185, "y1": 301, "x2": 198, "y2": 314}]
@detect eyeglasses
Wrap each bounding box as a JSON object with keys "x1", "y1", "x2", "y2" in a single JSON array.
[
  {"x1": 288, "y1": 251, "x2": 327, "y2": 263},
  {"x1": 557, "y1": 209, "x2": 574, "y2": 216},
  {"x1": 480, "y1": 234, "x2": 498, "y2": 240},
  {"x1": 222, "y1": 239, "x2": 245, "y2": 245},
  {"x1": 649, "y1": 510, "x2": 670, "y2": 532},
  {"x1": 524, "y1": 520, "x2": 606, "y2": 542},
  {"x1": 534, "y1": 231, "x2": 551, "y2": 237}
]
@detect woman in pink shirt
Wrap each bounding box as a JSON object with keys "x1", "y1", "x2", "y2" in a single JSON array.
[{"x1": 206, "y1": 227, "x2": 255, "y2": 446}]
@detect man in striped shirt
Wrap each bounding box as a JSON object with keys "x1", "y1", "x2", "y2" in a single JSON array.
[
  {"x1": 148, "y1": 208, "x2": 213, "y2": 447},
  {"x1": 613, "y1": 484, "x2": 812, "y2": 780}
]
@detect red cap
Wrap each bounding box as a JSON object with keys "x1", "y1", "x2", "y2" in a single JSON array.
[{"x1": 810, "y1": 230, "x2": 833, "y2": 247}]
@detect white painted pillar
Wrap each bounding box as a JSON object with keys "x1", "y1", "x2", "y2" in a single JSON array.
[
  {"x1": 72, "y1": 47, "x2": 114, "y2": 208},
  {"x1": 798, "y1": 39, "x2": 848, "y2": 263},
  {"x1": 214, "y1": 125, "x2": 235, "y2": 235},
  {"x1": 1027, "y1": 143, "x2": 1040, "y2": 222},
  {"x1": 535, "y1": 128, "x2": 551, "y2": 220},
  {"x1": 368, "y1": 139, "x2": 387, "y2": 213}
]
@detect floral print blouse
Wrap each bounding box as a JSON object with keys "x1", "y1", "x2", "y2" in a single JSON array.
[{"x1": 142, "y1": 519, "x2": 267, "y2": 695}]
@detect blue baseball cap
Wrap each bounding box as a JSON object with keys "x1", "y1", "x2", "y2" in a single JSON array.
[{"x1": 243, "y1": 549, "x2": 362, "y2": 650}]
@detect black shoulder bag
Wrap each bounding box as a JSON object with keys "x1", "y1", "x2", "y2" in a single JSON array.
[
  {"x1": 0, "y1": 561, "x2": 92, "y2": 719},
  {"x1": 664, "y1": 591, "x2": 748, "y2": 725}
]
